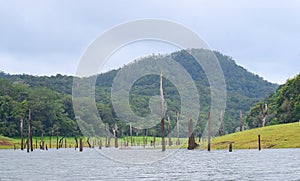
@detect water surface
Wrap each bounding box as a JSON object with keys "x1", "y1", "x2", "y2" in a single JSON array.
[{"x1": 0, "y1": 148, "x2": 299, "y2": 180}]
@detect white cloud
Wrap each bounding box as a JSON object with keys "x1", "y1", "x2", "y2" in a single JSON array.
[{"x1": 0, "y1": 0, "x2": 299, "y2": 83}]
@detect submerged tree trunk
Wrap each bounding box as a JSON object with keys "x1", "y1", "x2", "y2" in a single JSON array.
[
  {"x1": 114, "y1": 123, "x2": 118, "y2": 148},
  {"x1": 41, "y1": 133, "x2": 44, "y2": 150},
  {"x1": 87, "y1": 137, "x2": 91, "y2": 148},
  {"x1": 75, "y1": 137, "x2": 78, "y2": 150},
  {"x1": 56, "y1": 130, "x2": 59, "y2": 149},
  {"x1": 105, "y1": 123, "x2": 110, "y2": 147},
  {"x1": 160, "y1": 72, "x2": 166, "y2": 152},
  {"x1": 187, "y1": 118, "x2": 197, "y2": 150},
  {"x1": 176, "y1": 112, "x2": 180, "y2": 145},
  {"x1": 168, "y1": 116, "x2": 172, "y2": 146},
  {"x1": 207, "y1": 112, "x2": 211, "y2": 151},
  {"x1": 29, "y1": 109, "x2": 33, "y2": 152},
  {"x1": 130, "y1": 123, "x2": 133, "y2": 146},
  {"x1": 20, "y1": 117, "x2": 24, "y2": 150}
]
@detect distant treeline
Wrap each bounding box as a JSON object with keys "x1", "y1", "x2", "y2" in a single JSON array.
[{"x1": 0, "y1": 49, "x2": 279, "y2": 137}]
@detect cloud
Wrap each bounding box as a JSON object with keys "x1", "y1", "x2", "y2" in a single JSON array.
[{"x1": 0, "y1": 0, "x2": 299, "y2": 84}]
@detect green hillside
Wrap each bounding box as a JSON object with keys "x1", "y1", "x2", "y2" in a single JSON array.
[
  {"x1": 246, "y1": 73, "x2": 300, "y2": 128},
  {"x1": 210, "y1": 122, "x2": 300, "y2": 149},
  {"x1": 0, "y1": 49, "x2": 278, "y2": 137}
]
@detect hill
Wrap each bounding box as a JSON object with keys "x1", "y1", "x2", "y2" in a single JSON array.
[
  {"x1": 246, "y1": 73, "x2": 300, "y2": 128},
  {"x1": 211, "y1": 122, "x2": 300, "y2": 149},
  {"x1": 0, "y1": 49, "x2": 278, "y2": 137}
]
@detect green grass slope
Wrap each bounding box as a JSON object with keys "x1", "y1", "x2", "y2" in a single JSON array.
[{"x1": 210, "y1": 122, "x2": 300, "y2": 149}]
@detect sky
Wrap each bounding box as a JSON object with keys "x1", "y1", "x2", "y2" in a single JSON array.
[{"x1": 0, "y1": 0, "x2": 299, "y2": 84}]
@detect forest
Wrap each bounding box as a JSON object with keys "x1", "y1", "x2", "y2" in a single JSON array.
[
  {"x1": 246, "y1": 73, "x2": 300, "y2": 128},
  {"x1": 0, "y1": 49, "x2": 280, "y2": 137}
]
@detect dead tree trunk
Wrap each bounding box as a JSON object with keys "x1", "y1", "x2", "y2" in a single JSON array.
[
  {"x1": 240, "y1": 110, "x2": 243, "y2": 131},
  {"x1": 79, "y1": 138, "x2": 83, "y2": 152},
  {"x1": 26, "y1": 139, "x2": 29, "y2": 153},
  {"x1": 168, "y1": 116, "x2": 172, "y2": 146},
  {"x1": 99, "y1": 140, "x2": 102, "y2": 149},
  {"x1": 130, "y1": 123, "x2": 133, "y2": 146},
  {"x1": 59, "y1": 137, "x2": 64, "y2": 148},
  {"x1": 207, "y1": 112, "x2": 211, "y2": 151},
  {"x1": 75, "y1": 137, "x2": 78, "y2": 150},
  {"x1": 218, "y1": 111, "x2": 224, "y2": 136},
  {"x1": 56, "y1": 130, "x2": 59, "y2": 149},
  {"x1": 114, "y1": 123, "x2": 118, "y2": 148},
  {"x1": 41, "y1": 133, "x2": 44, "y2": 150},
  {"x1": 28, "y1": 109, "x2": 33, "y2": 152},
  {"x1": 20, "y1": 117, "x2": 24, "y2": 150},
  {"x1": 160, "y1": 72, "x2": 166, "y2": 152},
  {"x1": 145, "y1": 129, "x2": 148, "y2": 146},
  {"x1": 258, "y1": 134, "x2": 261, "y2": 151},
  {"x1": 260, "y1": 103, "x2": 268, "y2": 127},
  {"x1": 188, "y1": 118, "x2": 197, "y2": 150},
  {"x1": 105, "y1": 123, "x2": 110, "y2": 147},
  {"x1": 87, "y1": 137, "x2": 91, "y2": 148},
  {"x1": 176, "y1": 112, "x2": 180, "y2": 145}
]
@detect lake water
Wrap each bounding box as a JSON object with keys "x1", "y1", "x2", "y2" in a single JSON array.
[{"x1": 0, "y1": 148, "x2": 300, "y2": 180}]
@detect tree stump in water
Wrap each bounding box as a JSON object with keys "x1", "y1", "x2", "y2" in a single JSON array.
[
  {"x1": 79, "y1": 138, "x2": 83, "y2": 152},
  {"x1": 187, "y1": 118, "x2": 198, "y2": 150},
  {"x1": 258, "y1": 134, "x2": 261, "y2": 151}
]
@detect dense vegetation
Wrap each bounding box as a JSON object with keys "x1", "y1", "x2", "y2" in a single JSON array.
[
  {"x1": 246, "y1": 73, "x2": 300, "y2": 128},
  {"x1": 0, "y1": 49, "x2": 278, "y2": 137},
  {"x1": 0, "y1": 78, "x2": 80, "y2": 137}
]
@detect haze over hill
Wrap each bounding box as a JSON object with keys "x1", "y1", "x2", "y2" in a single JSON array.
[{"x1": 0, "y1": 49, "x2": 278, "y2": 137}]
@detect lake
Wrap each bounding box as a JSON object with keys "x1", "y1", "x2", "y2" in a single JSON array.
[{"x1": 0, "y1": 148, "x2": 299, "y2": 180}]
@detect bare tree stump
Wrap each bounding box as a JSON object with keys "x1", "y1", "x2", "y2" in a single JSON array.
[
  {"x1": 75, "y1": 137, "x2": 78, "y2": 150},
  {"x1": 229, "y1": 143, "x2": 233, "y2": 152},
  {"x1": 188, "y1": 118, "x2": 198, "y2": 150},
  {"x1": 79, "y1": 138, "x2": 83, "y2": 152},
  {"x1": 99, "y1": 140, "x2": 102, "y2": 149},
  {"x1": 258, "y1": 134, "x2": 261, "y2": 151},
  {"x1": 207, "y1": 112, "x2": 211, "y2": 152}
]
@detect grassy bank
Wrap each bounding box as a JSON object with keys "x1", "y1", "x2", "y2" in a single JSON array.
[
  {"x1": 210, "y1": 122, "x2": 300, "y2": 149},
  {"x1": 0, "y1": 135, "x2": 188, "y2": 149},
  {"x1": 1, "y1": 122, "x2": 300, "y2": 150}
]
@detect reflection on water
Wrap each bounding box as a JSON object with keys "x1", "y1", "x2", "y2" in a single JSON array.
[{"x1": 0, "y1": 148, "x2": 300, "y2": 180}]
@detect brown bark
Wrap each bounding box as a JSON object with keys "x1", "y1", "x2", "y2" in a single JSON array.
[
  {"x1": 207, "y1": 112, "x2": 211, "y2": 151},
  {"x1": 29, "y1": 109, "x2": 33, "y2": 152},
  {"x1": 79, "y1": 138, "x2": 83, "y2": 152},
  {"x1": 188, "y1": 118, "x2": 197, "y2": 150}
]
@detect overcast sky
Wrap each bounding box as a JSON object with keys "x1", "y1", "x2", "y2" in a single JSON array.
[{"x1": 0, "y1": 0, "x2": 299, "y2": 84}]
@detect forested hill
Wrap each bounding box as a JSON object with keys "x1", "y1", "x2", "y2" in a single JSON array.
[
  {"x1": 0, "y1": 49, "x2": 278, "y2": 137},
  {"x1": 246, "y1": 73, "x2": 300, "y2": 128}
]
